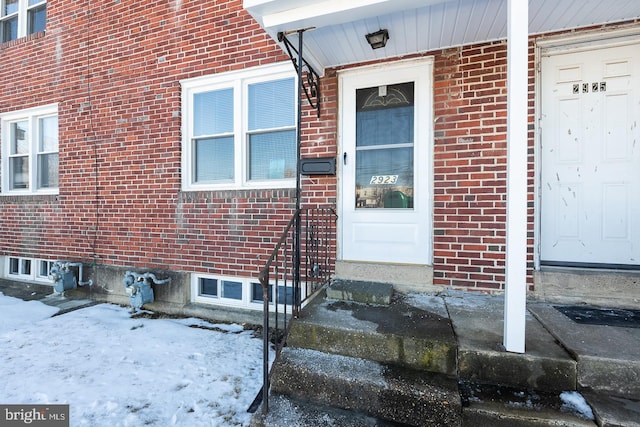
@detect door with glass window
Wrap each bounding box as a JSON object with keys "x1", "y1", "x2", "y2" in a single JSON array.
[{"x1": 339, "y1": 61, "x2": 432, "y2": 264}]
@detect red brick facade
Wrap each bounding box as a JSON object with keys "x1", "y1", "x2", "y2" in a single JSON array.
[
  {"x1": 430, "y1": 42, "x2": 536, "y2": 291},
  {"x1": 0, "y1": 0, "x2": 297, "y2": 280},
  {"x1": 2, "y1": 1, "x2": 628, "y2": 297}
]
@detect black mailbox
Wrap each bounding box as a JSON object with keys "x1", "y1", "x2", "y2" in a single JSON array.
[{"x1": 300, "y1": 157, "x2": 336, "y2": 175}]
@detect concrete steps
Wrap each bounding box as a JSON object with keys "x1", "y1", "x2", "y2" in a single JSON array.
[
  {"x1": 287, "y1": 287, "x2": 457, "y2": 376},
  {"x1": 269, "y1": 347, "x2": 461, "y2": 426},
  {"x1": 253, "y1": 282, "x2": 460, "y2": 426},
  {"x1": 252, "y1": 281, "x2": 637, "y2": 426},
  {"x1": 460, "y1": 382, "x2": 595, "y2": 427},
  {"x1": 437, "y1": 293, "x2": 577, "y2": 392},
  {"x1": 251, "y1": 394, "x2": 413, "y2": 427},
  {"x1": 529, "y1": 303, "x2": 640, "y2": 399},
  {"x1": 462, "y1": 399, "x2": 595, "y2": 427},
  {"x1": 326, "y1": 279, "x2": 394, "y2": 305},
  {"x1": 583, "y1": 392, "x2": 640, "y2": 427}
]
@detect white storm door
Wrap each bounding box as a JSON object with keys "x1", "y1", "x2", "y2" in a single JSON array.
[
  {"x1": 540, "y1": 42, "x2": 640, "y2": 267},
  {"x1": 339, "y1": 60, "x2": 432, "y2": 265}
]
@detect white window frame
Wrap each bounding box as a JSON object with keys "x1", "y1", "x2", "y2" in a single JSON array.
[
  {"x1": 1, "y1": 103, "x2": 59, "y2": 195},
  {"x1": 0, "y1": 0, "x2": 46, "y2": 43},
  {"x1": 192, "y1": 273, "x2": 252, "y2": 309},
  {"x1": 181, "y1": 62, "x2": 297, "y2": 191},
  {"x1": 5, "y1": 256, "x2": 54, "y2": 284},
  {"x1": 191, "y1": 273, "x2": 298, "y2": 312}
]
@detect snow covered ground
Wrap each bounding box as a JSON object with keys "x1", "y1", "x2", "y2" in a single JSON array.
[{"x1": 0, "y1": 292, "x2": 269, "y2": 426}]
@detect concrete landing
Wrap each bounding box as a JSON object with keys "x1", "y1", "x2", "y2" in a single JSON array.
[
  {"x1": 258, "y1": 286, "x2": 608, "y2": 426},
  {"x1": 0, "y1": 281, "x2": 96, "y2": 315},
  {"x1": 408, "y1": 292, "x2": 577, "y2": 391},
  {"x1": 40, "y1": 293, "x2": 97, "y2": 315},
  {"x1": 529, "y1": 303, "x2": 640, "y2": 399}
]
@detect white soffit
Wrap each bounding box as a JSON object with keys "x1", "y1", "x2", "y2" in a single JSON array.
[{"x1": 244, "y1": 0, "x2": 640, "y2": 72}]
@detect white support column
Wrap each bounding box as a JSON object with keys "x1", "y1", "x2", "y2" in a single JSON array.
[{"x1": 503, "y1": 0, "x2": 528, "y2": 354}]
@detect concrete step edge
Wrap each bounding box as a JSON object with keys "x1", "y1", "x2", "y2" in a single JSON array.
[
  {"x1": 458, "y1": 348, "x2": 578, "y2": 392},
  {"x1": 462, "y1": 400, "x2": 596, "y2": 427},
  {"x1": 460, "y1": 383, "x2": 597, "y2": 427},
  {"x1": 288, "y1": 299, "x2": 457, "y2": 375},
  {"x1": 250, "y1": 394, "x2": 413, "y2": 427},
  {"x1": 582, "y1": 391, "x2": 640, "y2": 427},
  {"x1": 577, "y1": 355, "x2": 640, "y2": 399},
  {"x1": 270, "y1": 347, "x2": 462, "y2": 427}
]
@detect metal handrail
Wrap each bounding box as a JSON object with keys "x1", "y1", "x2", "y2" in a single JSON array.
[{"x1": 253, "y1": 206, "x2": 336, "y2": 415}]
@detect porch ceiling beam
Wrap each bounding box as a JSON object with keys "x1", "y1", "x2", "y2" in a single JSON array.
[{"x1": 503, "y1": 0, "x2": 528, "y2": 354}]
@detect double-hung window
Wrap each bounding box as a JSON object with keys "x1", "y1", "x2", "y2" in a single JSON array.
[
  {"x1": 182, "y1": 62, "x2": 297, "y2": 190},
  {"x1": 1, "y1": 104, "x2": 59, "y2": 194},
  {"x1": 1, "y1": 0, "x2": 46, "y2": 43}
]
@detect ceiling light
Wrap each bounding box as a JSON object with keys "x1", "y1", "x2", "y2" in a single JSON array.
[{"x1": 365, "y1": 29, "x2": 389, "y2": 50}]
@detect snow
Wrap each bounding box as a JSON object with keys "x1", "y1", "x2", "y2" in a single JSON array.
[
  {"x1": 0, "y1": 292, "x2": 271, "y2": 426},
  {"x1": 560, "y1": 391, "x2": 595, "y2": 420},
  {"x1": 0, "y1": 293, "x2": 60, "y2": 333}
]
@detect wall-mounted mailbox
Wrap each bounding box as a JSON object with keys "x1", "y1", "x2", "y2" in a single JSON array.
[{"x1": 300, "y1": 157, "x2": 336, "y2": 175}]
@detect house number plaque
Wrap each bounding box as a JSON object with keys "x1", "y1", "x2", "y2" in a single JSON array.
[
  {"x1": 370, "y1": 175, "x2": 399, "y2": 184},
  {"x1": 573, "y1": 81, "x2": 606, "y2": 94}
]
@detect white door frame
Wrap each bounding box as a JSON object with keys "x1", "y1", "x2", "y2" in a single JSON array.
[
  {"x1": 534, "y1": 27, "x2": 640, "y2": 270},
  {"x1": 337, "y1": 57, "x2": 434, "y2": 265}
]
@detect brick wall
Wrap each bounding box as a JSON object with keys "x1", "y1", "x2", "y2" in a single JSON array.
[
  {"x1": 300, "y1": 69, "x2": 338, "y2": 207},
  {"x1": 0, "y1": 0, "x2": 597, "y2": 294},
  {"x1": 0, "y1": 0, "x2": 299, "y2": 280},
  {"x1": 430, "y1": 41, "x2": 535, "y2": 292}
]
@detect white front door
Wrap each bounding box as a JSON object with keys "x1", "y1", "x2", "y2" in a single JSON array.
[
  {"x1": 339, "y1": 59, "x2": 432, "y2": 265},
  {"x1": 540, "y1": 41, "x2": 640, "y2": 267}
]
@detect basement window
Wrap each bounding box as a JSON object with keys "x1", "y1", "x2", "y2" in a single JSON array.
[
  {"x1": 192, "y1": 274, "x2": 297, "y2": 311},
  {"x1": 194, "y1": 275, "x2": 247, "y2": 306},
  {"x1": 251, "y1": 282, "x2": 294, "y2": 306},
  {"x1": 5, "y1": 256, "x2": 54, "y2": 284}
]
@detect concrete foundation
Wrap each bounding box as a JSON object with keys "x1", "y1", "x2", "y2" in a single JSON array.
[
  {"x1": 334, "y1": 261, "x2": 437, "y2": 294},
  {"x1": 533, "y1": 268, "x2": 640, "y2": 309}
]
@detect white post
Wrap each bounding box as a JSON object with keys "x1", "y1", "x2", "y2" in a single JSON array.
[{"x1": 503, "y1": 0, "x2": 528, "y2": 353}]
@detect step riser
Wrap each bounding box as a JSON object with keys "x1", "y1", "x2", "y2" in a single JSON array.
[
  {"x1": 288, "y1": 322, "x2": 457, "y2": 376},
  {"x1": 461, "y1": 410, "x2": 595, "y2": 427},
  {"x1": 326, "y1": 280, "x2": 394, "y2": 305},
  {"x1": 459, "y1": 351, "x2": 577, "y2": 392},
  {"x1": 578, "y1": 358, "x2": 640, "y2": 399},
  {"x1": 270, "y1": 348, "x2": 462, "y2": 427},
  {"x1": 528, "y1": 304, "x2": 640, "y2": 400}
]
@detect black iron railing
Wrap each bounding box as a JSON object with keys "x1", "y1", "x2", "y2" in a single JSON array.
[{"x1": 253, "y1": 206, "x2": 336, "y2": 414}]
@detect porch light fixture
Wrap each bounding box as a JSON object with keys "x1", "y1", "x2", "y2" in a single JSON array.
[{"x1": 365, "y1": 29, "x2": 389, "y2": 49}]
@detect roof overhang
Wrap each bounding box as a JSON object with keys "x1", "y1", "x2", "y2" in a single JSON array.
[{"x1": 244, "y1": 0, "x2": 640, "y2": 75}]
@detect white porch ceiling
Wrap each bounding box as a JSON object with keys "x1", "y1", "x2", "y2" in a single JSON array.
[{"x1": 244, "y1": 0, "x2": 640, "y2": 74}]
